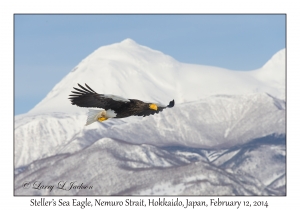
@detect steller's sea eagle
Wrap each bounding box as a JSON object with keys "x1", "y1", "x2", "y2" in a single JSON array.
[{"x1": 69, "y1": 83, "x2": 175, "y2": 125}]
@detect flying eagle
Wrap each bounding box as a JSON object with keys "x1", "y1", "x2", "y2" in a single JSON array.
[{"x1": 69, "y1": 83, "x2": 175, "y2": 125}]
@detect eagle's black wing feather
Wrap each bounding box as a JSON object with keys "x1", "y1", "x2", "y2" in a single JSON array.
[{"x1": 69, "y1": 83, "x2": 128, "y2": 110}]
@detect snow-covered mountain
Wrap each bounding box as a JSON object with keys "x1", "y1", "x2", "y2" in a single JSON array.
[
  {"x1": 14, "y1": 39, "x2": 286, "y2": 195},
  {"x1": 28, "y1": 38, "x2": 285, "y2": 115},
  {"x1": 15, "y1": 136, "x2": 285, "y2": 196}
]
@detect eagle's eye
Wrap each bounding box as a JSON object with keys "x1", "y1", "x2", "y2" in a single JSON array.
[{"x1": 149, "y1": 104, "x2": 158, "y2": 111}]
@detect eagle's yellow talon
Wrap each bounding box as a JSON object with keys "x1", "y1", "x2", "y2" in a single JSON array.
[{"x1": 98, "y1": 117, "x2": 107, "y2": 122}]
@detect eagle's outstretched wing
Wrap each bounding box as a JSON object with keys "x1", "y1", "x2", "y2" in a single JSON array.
[{"x1": 68, "y1": 83, "x2": 129, "y2": 110}]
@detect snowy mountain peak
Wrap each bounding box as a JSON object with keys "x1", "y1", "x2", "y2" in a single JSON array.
[
  {"x1": 120, "y1": 38, "x2": 138, "y2": 45},
  {"x1": 251, "y1": 48, "x2": 285, "y2": 97},
  {"x1": 263, "y1": 48, "x2": 285, "y2": 70},
  {"x1": 84, "y1": 38, "x2": 171, "y2": 64}
]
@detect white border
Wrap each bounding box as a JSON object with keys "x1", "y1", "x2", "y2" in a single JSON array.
[{"x1": 2, "y1": 0, "x2": 298, "y2": 209}]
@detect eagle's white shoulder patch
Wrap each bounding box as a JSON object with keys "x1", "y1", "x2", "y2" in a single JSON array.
[
  {"x1": 102, "y1": 94, "x2": 130, "y2": 102},
  {"x1": 106, "y1": 109, "x2": 117, "y2": 118}
]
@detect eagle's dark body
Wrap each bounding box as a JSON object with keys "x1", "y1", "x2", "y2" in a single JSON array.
[{"x1": 69, "y1": 84, "x2": 174, "y2": 122}]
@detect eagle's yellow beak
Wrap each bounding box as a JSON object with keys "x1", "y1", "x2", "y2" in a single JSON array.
[
  {"x1": 149, "y1": 104, "x2": 158, "y2": 111},
  {"x1": 98, "y1": 117, "x2": 108, "y2": 122}
]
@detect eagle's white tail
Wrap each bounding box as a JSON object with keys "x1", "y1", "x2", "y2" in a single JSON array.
[{"x1": 85, "y1": 109, "x2": 104, "y2": 126}]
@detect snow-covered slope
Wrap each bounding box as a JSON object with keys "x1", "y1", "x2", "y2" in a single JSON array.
[
  {"x1": 15, "y1": 136, "x2": 285, "y2": 196},
  {"x1": 14, "y1": 112, "x2": 86, "y2": 167},
  {"x1": 15, "y1": 93, "x2": 285, "y2": 168},
  {"x1": 97, "y1": 93, "x2": 285, "y2": 149},
  {"x1": 14, "y1": 39, "x2": 286, "y2": 195}
]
